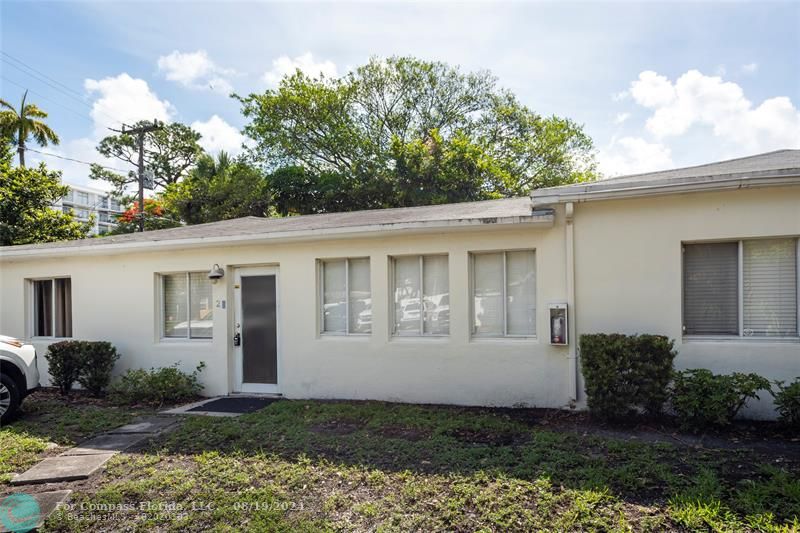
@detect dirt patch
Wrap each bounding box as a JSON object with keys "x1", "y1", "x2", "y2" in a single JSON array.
[
  {"x1": 377, "y1": 426, "x2": 431, "y2": 441},
  {"x1": 310, "y1": 419, "x2": 365, "y2": 436},
  {"x1": 447, "y1": 428, "x2": 529, "y2": 446}
]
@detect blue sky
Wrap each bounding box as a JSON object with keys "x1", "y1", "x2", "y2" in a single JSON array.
[{"x1": 2, "y1": 1, "x2": 799, "y2": 187}]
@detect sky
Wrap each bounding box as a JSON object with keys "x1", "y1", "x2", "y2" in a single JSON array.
[{"x1": 1, "y1": 1, "x2": 799, "y2": 189}]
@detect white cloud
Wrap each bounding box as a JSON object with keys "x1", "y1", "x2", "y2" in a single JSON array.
[
  {"x1": 598, "y1": 137, "x2": 673, "y2": 177},
  {"x1": 157, "y1": 50, "x2": 234, "y2": 94},
  {"x1": 627, "y1": 69, "x2": 800, "y2": 152},
  {"x1": 614, "y1": 112, "x2": 630, "y2": 125},
  {"x1": 262, "y1": 52, "x2": 338, "y2": 86},
  {"x1": 741, "y1": 62, "x2": 758, "y2": 74},
  {"x1": 84, "y1": 73, "x2": 174, "y2": 135},
  {"x1": 611, "y1": 90, "x2": 628, "y2": 102},
  {"x1": 629, "y1": 71, "x2": 675, "y2": 108},
  {"x1": 191, "y1": 115, "x2": 245, "y2": 155}
]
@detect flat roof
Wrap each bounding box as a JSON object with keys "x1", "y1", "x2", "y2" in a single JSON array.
[{"x1": 532, "y1": 149, "x2": 800, "y2": 205}]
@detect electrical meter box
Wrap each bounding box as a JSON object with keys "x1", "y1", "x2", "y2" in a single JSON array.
[{"x1": 549, "y1": 304, "x2": 568, "y2": 345}]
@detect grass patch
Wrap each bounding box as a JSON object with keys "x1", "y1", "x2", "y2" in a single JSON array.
[
  {"x1": 0, "y1": 389, "x2": 153, "y2": 483},
  {"x1": 34, "y1": 400, "x2": 800, "y2": 531}
]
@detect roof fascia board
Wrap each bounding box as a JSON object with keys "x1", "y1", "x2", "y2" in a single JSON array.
[
  {"x1": 532, "y1": 174, "x2": 800, "y2": 206},
  {"x1": 0, "y1": 214, "x2": 553, "y2": 261}
]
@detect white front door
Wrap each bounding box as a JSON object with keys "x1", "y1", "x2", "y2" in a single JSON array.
[{"x1": 234, "y1": 266, "x2": 280, "y2": 394}]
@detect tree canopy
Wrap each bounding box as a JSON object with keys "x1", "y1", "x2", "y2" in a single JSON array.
[
  {"x1": 0, "y1": 90, "x2": 60, "y2": 167},
  {"x1": 0, "y1": 142, "x2": 91, "y2": 245},
  {"x1": 162, "y1": 151, "x2": 272, "y2": 224},
  {"x1": 239, "y1": 56, "x2": 596, "y2": 212},
  {"x1": 89, "y1": 120, "x2": 203, "y2": 194}
]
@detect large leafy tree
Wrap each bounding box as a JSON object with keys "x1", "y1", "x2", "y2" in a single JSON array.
[
  {"x1": 163, "y1": 151, "x2": 272, "y2": 224},
  {"x1": 0, "y1": 141, "x2": 91, "y2": 245},
  {"x1": 0, "y1": 90, "x2": 60, "y2": 167},
  {"x1": 89, "y1": 120, "x2": 203, "y2": 194},
  {"x1": 239, "y1": 56, "x2": 596, "y2": 212}
]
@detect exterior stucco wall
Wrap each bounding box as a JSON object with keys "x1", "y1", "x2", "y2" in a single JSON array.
[
  {"x1": 572, "y1": 186, "x2": 800, "y2": 419},
  {"x1": 0, "y1": 221, "x2": 573, "y2": 408}
]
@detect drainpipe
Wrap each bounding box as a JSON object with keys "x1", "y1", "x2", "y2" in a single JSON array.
[{"x1": 565, "y1": 202, "x2": 578, "y2": 405}]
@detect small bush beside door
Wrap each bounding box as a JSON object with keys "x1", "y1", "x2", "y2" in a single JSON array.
[{"x1": 108, "y1": 363, "x2": 206, "y2": 407}]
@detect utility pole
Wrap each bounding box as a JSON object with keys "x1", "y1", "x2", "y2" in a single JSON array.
[{"x1": 113, "y1": 120, "x2": 162, "y2": 232}]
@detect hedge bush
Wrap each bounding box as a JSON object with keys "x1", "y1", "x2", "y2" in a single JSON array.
[
  {"x1": 580, "y1": 333, "x2": 677, "y2": 420},
  {"x1": 670, "y1": 369, "x2": 771, "y2": 430},
  {"x1": 76, "y1": 341, "x2": 120, "y2": 397},
  {"x1": 45, "y1": 340, "x2": 120, "y2": 396},
  {"x1": 44, "y1": 341, "x2": 84, "y2": 395},
  {"x1": 771, "y1": 377, "x2": 800, "y2": 428},
  {"x1": 109, "y1": 362, "x2": 205, "y2": 407}
]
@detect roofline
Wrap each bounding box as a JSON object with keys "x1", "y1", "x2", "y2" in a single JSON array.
[
  {"x1": 531, "y1": 169, "x2": 800, "y2": 206},
  {"x1": 0, "y1": 212, "x2": 554, "y2": 261}
]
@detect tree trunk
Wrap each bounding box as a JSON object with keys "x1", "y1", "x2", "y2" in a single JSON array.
[{"x1": 17, "y1": 140, "x2": 25, "y2": 167}]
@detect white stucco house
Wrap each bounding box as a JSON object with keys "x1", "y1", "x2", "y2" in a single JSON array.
[{"x1": 1, "y1": 149, "x2": 798, "y2": 418}]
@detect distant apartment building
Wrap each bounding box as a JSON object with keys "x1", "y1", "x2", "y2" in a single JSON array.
[{"x1": 56, "y1": 183, "x2": 124, "y2": 236}]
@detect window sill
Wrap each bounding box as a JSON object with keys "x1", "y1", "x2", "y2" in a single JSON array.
[
  {"x1": 28, "y1": 337, "x2": 72, "y2": 342},
  {"x1": 157, "y1": 338, "x2": 214, "y2": 345},
  {"x1": 318, "y1": 333, "x2": 371, "y2": 339},
  {"x1": 390, "y1": 335, "x2": 450, "y2": 342},
  {"x1": 682, "y1": 335, "x2": 800, "y2": 344},
  {"x1": 471, "y1": 336, "x2": 539, "y2": 343}
]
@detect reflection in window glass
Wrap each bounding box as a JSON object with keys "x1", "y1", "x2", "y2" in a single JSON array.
[
  {"x1": 393, "y1": 255, "x2": 449, "y2": 336},
  {"x1": 189, "y1": 272, "x2": 213, "y2": 338}
]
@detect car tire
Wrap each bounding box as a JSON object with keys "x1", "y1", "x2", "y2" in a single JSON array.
[{"x1": 0, "y1": 373, "x2": 21, "y2": 424}]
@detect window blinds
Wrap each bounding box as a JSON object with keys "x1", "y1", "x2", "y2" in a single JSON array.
[
  {"x1": 348, "y1": 258, "x2": 372, "y2": 334},
  {"x1": 683, "y1": 242, "x2": 739, "y2": 335},
  {"x1": 322, "y1": 260, "x2": 347, "y2": 333},
  {"x1": 743, "y1": 239, "x2": 798, "y2": 337}
]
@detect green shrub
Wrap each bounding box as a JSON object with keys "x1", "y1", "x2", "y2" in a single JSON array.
[
  {"x1": 44, "y1": 341, "x2": 84, "y2": 395},
  {"x1": 670, "y1": 369, "x2": 771, "y2": 430},
  {"x1": 580, "y1": 333, "x2": 677, "y2": 420},
  {"x1": 109, "y1": 362, "x2": 205, "y2": 407},
  {"x1": 771, "y1": 378, "x2": 800, "y2": 427},
  {"x1": 45, "y1": 340, "x2": 121, "y2": 396},
  {"x1": 76, "y1": 341, "x2": 120, "y2": 397}
]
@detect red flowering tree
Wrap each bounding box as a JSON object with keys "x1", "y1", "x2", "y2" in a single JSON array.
[{"x1": 111, "y1": 198, "x2": 180, "y2": 234}]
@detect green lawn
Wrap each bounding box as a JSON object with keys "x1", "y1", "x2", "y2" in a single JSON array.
[{"x1": 3, "y1": 393, "x2": 798, "y2": 531}]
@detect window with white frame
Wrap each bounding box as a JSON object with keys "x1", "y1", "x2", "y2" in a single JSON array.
[
  {"x1": 683, "y1": 238, "x2": 799, "y2": 337},
  {"x1": 320, "y1": 258, "x2": 372, "y2": 335},
  {"x1": 31, "y1": 278, "x2": 72, "y2": 338},
  {"x1": 392, "y1": 255, "x2": 449, "y2": 336},
  {"x1": 471, "y1": 250, "x2": 537, "y2": 337},
  {"x1": 161, "y1": 272, "x2": 213, "y2": 339}
]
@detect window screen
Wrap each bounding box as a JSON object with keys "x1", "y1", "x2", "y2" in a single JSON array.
[
  {"x1": 393, "y1": 255, "x2": 449, "y2": 335},
  {"x1": 472, "y1": 251, "x2": 536, "y2": 337},
  {"x1": 743, "y1": 239, "x2": 797, "y2": 337},
  {"x1": 320, "y1": 258, "x2": 371, "y2": 334}
]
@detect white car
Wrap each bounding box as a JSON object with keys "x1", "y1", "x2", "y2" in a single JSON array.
[{"x1": 0, "y1": 335, "x2": 40, "y2": 423}]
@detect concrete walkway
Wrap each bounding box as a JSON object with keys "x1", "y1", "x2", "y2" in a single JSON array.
[
  {"x1": 3, "y1": 415, "x2": 180, "y2": 530},
  {"x1": 11, "y1": 416, "x2": 178, "y2": 486}
]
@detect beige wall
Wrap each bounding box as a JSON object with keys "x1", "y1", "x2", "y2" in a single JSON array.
[
  {"x1": 0, "y1": 221, "x2": 573, "y2": 408},
  {"x1": 572, "y1": 186, "x2": 800, "y2": 418},
  {"x1": 3, "y1": 185, "x2": 798, "y2": 417}
]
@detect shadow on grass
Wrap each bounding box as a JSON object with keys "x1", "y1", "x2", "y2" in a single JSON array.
[{"x1": 139, "y1": 399, "x2": 800, "y2": 530}]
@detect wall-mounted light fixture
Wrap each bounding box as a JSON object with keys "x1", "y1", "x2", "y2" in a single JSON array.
[{"x1": 208, "y1": 264, "x2": 225, "y2": 283}]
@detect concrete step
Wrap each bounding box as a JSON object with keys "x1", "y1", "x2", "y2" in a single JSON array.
[{"x1": 10, "y1": 454, "x2": 115, "y2": 486}]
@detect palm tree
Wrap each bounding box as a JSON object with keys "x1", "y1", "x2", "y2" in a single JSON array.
[{"x1": 0, "y1": 90, "x2": 60, "y2": 167}]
